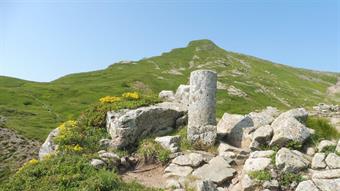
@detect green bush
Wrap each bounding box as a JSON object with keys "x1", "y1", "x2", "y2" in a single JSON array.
[
  {"x1": 1, "y1": 154, "x2": 159, "y2": 191},
  {"x1": 137, "y1": 139, "x2": 171, "y2": 164},
  {"x1": 321, "y1": 145, "x2": 336, "y2": 155},
  {"x1": 248, "y1": 170, "x2": 272, "y2": 182},
  {"x1": 306, "y1": 117, "x2": 340, "y2": 145},
  {"x1": 279, "y1": 172, "x2": 303, "y2": 187}
]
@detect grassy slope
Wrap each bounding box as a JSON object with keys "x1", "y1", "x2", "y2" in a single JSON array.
[{"x1": 0, "y1": 39, "x2": 339, "y2": 141}]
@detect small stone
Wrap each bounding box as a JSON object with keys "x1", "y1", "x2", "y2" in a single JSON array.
[
  {"x1": 241, "y1": 174, "x2": 258, "y2": 191},
  {"x1": 249, "y1": 150, "x2": 275, "y2": 158},
  {"x1": 159, "y1": 90, "x2": 175, "y2": 101},
  {"x1": 90, "y1": 159, "x2": 105, "y2": 169},
  {"x1": 317, "y1": 140, "x2": 336, "y2": 152},
  {"x1": 219, "y1": 151, "x2": 236, "y2": 159},
  {"x1": 312, "y1": 153, "x2": 327, "y2": 169},
  {"x1": 243, "y1": 157, "x2": 271, "y2": 173},
  {"x1": 196, "y1": 180, "x2": 218, "y2": 191},
  {"x1": 155, "y1": 135, "x2": 180, "y2": 153},
  {"x1": 164, "y1": 163, "x2": 193, "y2": 178},
  {"x1": 306, "y1": 147, "x2": 316, "y2": 156},
  {"x1": 99, "y1": 138, "x2": 113, "y2": 149},
  {"x1": 262, "y1": 179, "x2": 279, "y2": 189},
  {"x1": 325, "y1": 153, "x2": 340, "y2": 169},
  {"x1": 336, "y1": 139, "x2": 340, "y2": 153},
  {"x1": 295, "y1": 180, "x2": 319, "y2": 191},
  {"x1": 175, "y1": 84, "x2": 190, "y2": 106},
  {"x1": 172, "y1": 153, "x2": 205, "y2": 167}
]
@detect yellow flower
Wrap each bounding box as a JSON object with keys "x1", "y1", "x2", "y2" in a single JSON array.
[
  {"x1": 99, "y1": 96, "x2": 122, "y2": 103},
  {"x1": 122, "y1": 92, "x2": 140, "y2": 100},
  {"x1": 18, "y1": 159, "x2": 39, "y2": 173},
  {"x1": 72, "y1": 144, "x2": 83, "y2": 152}
]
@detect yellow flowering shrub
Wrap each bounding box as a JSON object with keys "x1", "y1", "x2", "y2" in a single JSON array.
[
  {"x1": 18, "y1": 159, "x2": 39, "y2": 173},
  {"x1": 99, "y1": 96, "x2": 121, "y2": 103},
  {"x1": 122, "y1": 92, "x2": 140, "y2": 100}
]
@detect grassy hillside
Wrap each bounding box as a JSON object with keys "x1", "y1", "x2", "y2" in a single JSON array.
[{"x1": 0, "y1": 39, "x2": 339, "y2": 142}]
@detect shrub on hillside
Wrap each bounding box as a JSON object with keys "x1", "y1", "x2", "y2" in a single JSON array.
[{"x1": 306, "y1": 116, "x2": 340, "y2": 145}]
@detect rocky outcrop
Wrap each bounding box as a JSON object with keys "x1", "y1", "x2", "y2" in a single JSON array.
[
  {"x1": 39, "y1": 128, "x2": 60, "y2": 160},
  {"x1": 275, "y1": 148, "x2": 310, "y2": 172},
  {"x1": 106, "y1": 102, "x2": 186, "y2": 148},
  {"x1": 159, "y1": 90, "x2": 175, "y2": 102}
]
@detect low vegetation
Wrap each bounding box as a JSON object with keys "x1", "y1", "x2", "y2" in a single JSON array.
[
  {"x1": 278, "y1": 172, "x2": 304, "y2": 187},
  {"x1": 306, "y1": 116, "x2": 340, "y2": 145},
  {"x1": 248, "y1": 170, "x2": 272, "y2": 182},
  {"x1": 136, "y1": 139, "x2": 171, "y2": 164},
  {"x1": 1, "y1": 93, "x2": 162, "y2": 190}
]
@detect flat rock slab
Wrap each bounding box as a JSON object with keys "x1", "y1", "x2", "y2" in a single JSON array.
[
  {"x1": 192, "y1": 156, "x2": 236, "y2": 184},
  {"x1": 243, "y1": 157, "x2": 271, "y2": 173},
  {"x1": 312, "y1": 169, "x2": 340, "y2": 179},
  {"x1": 295, "y1": 180, "x2": 319, "y2": 191},
  {"x1": 172, "y1": 153, "x2": 205, "y2": 167},
  {"x1": 164, "y1": 163, "x2": 193, "y2": 178},
  {"x1": 325, "y1": 153, "x2": 340, "y2": 169},
  {"x1": 313, "y1": 178, "x2": 340, "y2": 191}
]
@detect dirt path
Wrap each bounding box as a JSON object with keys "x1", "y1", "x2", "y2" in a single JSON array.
[{"x1": 121, "y1": 164, "x2": 167, "y2": 189}]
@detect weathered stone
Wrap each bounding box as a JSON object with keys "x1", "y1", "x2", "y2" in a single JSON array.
[
  {"x1": 196, "y1": 180, "x2": 218, "y2": 191},
  {"x1": 275, "y1": 148, "x2": 310, "y2": 172},
  {"x1": 99, "y1": 138, "x2": 113, "y2": 149},
  {"x1": 99, "y1": 151, "x2": 120, "y2": 167},
  {"x1": 188, "y1": 70, "x2": 217, "y2": 146},
  {"x1": 159, "y1": 90, "x2": 175, "y2": 102},
  {"x1": 241, "y1": 174, "x2": 258, "y2": 191},
  {"x1": 217, "y1": 113, "x2": 253, "y2": 147},
  {"x1": 270, "y1": 116, "x2": 310, "y2": 147},
  {"x1": 279, "y1": 108, "x2": 308, "y2": 123},
  {"x1": 262, "y1": 180, "x2": 279, "y2": 189},
  {"x1": 106, "y1": 102, "x2": 186, "y2": 148},
  {"x1": 39, "y1": 128, "x2": 59, "y2": 160},
  {"x1": 247, "y1": 106, "x2": 279, "y2": 128},
  {"x1": 243, "y1": 157, "x2": 271, "y2": 173},
  {"x1": 155, "y1": 135, "x2": 180, "y2": 153},
  {"x1": 325, "y1": 153, "x2": 340, "y2": 169},
  {"x1": 164, "y1": 163, "x2": 193, "y2": 177},
  {"x1": 306, "y1": 147, "x2": 316, "y2": 156},
  {"x1": 312, "y1": 153, "x2": 327, "y2": 169},
  {"x1": 295, "y1": 180, "x2": 319, "y2": 191},
  {"x1": 175, "y1": 84, "x2": 190, "y2": 106},
  {"x1": 250, "y1": 125, "x2": 273, "y2": 149},
  {"x1": 188, "y1": 125, "x2": 217, "y2": 146},
  {"x1": 313, "y1": 178, "x2": 340, "y2": 191},
  {"x1": 172, "y1": 153, "x2": 204, "y2": 167},
  {"x1": 176, "y1": 114, "x2": 188, "y2": 127},
  {"x1": 312, "y1": 169, "x2": 340, "y2": 179},
  {"x1": 317, "y1": 140, "x2": 336, "y2": 152},
  {"x1": 218, "y1": 142, "x2": 245, "y2": 153},
  {"x1": 166, "y1": 179, "x2": 182, "y2": 189},
  {"x1": 192, "y1": 156, "x2": 236, "y2": 184},
  {"x1": 336, "y1": 139, "x2": 340, "y2": 153},
  {"x1": 249, "y1": 150, "x2": 275, "y2": 158},
  {"x1": 219, "y1": 151, "x2": 236, "y2": 159},
  {"x1": 90, "y1": 159, "x2": 106, "y2": 169}
]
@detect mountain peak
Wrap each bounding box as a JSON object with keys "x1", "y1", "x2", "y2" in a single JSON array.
[{"x1": 187, "y1": 39, "x2": 219, "y2": 50}]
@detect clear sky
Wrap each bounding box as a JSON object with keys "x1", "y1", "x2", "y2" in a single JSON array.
[{"x1": 0, "y1": 0, "x2": 339, "y2": 82}]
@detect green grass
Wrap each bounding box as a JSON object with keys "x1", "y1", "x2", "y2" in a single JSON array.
[
  {"x1": 1, "y1": 39, "x2": 339, "y2": 142},
  {"x1": 248, "y1": 170, "x2": 272, "y2": 182},
  {"x1": 1, "y1": 154, "x2": 160, "y2": 191},
  {"x1": 136, "y1": 138, "x2": 171, "y2": 164},
  {"x1": 306, "y1": 116, "x2": 340, "y2": 145},
  {"x1": 278, "y1": 172, "x2": 303, "y2": 187}
]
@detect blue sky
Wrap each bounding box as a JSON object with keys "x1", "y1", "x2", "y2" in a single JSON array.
[{"x1": 0, "y1": 0, "x2": 339, "y2": 82}]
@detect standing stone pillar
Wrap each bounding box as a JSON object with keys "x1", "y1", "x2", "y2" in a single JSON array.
[{"x1": 187, "y1": 70, "x2": 217, "y2": 145}]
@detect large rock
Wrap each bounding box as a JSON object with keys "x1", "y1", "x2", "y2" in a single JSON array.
[
  {"x1": 278, "y1": 108, "x2": 308, "y2": 123},
  {"x1": 217, "y1": 113, "x2": 253, "y2": 147},
  {"x1": 325, "y1": 153, "x2": 340, "y2": 169},
  {"x1": 313, "y1": 178, "x2": 340, "y2": 191},
  {"x1": 247, "y1": 106, "x2": 279, "y2": 128},
  {"x1": 172, "y1": 153, "x2": 205, "y2": 167},
  {"x1": 155, "y1": 135, "x2": 180, "y2": 153},
  {"x1": 106, "y1": 102, "x2": 186, "y2": 148},
  {"x1": 175, "y1": 84, "x2": 190, "y2": 106},
  {"x1": 249, "y1": 150, "x2": 275, "y2": 158},
  {"x1": 270, "y1": 115, "x2": 311, "y2": 146},
  {"x1": 295, "y1": 180, "x2": 319, "y2": 191},
  {"x1": 39, "y1": 128, "x2": 60, "y2": 160},
  {"x1": 188, "y1": 70, "x2": 217, "y2": 146},
  {"x1": 90, "y1": 159, "x2": 106, "y2": 169},
  {"x1": 192, "y1": 156, "x2": 236, "y2": 184},
  {"x1": 275, "y1": 148, "x2": 310, "y2": 172},
  {"x1": 312, "y1": 153, "x2": 327, "y2": 169},
  {"x1": 243, "y1": 157, "x2": 271, "y2": 173},
  {"x1": 317, "y1": 140, "x2": 336, "y2": 152}
]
